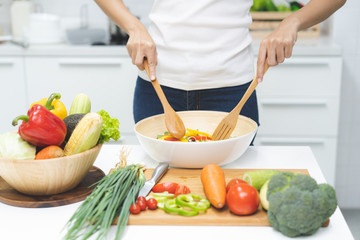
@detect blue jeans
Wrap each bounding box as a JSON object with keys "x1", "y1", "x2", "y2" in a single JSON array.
[{"x1": 133, "y1": 77, "x2": 260, "y2": 128}]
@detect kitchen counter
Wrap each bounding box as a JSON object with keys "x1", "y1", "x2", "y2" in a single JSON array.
[
  {"x1": 0, "y1": 145, "x2": 354, "y2": 240},
  {"x1": 0, "y1": 35, "x2": 341, "y2": 56}
]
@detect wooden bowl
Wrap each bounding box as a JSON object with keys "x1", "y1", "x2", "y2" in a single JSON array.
[
  {"x1": 135, "y1": 110, "x2": 258, "y2": 168},
  {"x1": 0, "y1": 144, "x2": 102, "y2": 196}
]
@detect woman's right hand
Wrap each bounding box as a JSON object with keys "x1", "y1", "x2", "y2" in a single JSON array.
[{"x1": 126, "y1": 24, "x2": 157, "y2": 81}]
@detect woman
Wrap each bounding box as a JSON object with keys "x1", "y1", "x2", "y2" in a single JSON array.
[{"x1": 95, "y1": 0, "x2": 345, "y2": 129}]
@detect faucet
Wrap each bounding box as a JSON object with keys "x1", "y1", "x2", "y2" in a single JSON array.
[{"x1": 80, "y1": 4, "x2": 89, "y2": 29}]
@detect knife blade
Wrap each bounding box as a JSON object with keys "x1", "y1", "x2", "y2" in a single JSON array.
[{"x1": 137, "y1": 162, "x2": 169, "y2": 198}]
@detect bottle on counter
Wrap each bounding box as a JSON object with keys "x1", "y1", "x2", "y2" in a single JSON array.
[{"x1": 10, "y1": 0, "x2": 34, "y2": 40}]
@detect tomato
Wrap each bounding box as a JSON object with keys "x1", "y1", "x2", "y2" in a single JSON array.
[
  {"x1": 146, "y1": 198, "x2": 158, "y2": 210},
  {"x1": 152, "y1": 182, "x2": 179, "y2": 194},
  {"x1": 174, "y1": 184, "x2": 191, "y2": 197},
  {"x1": 226, "y1": 183, "x2": 260, "y2": 215},
  {"x1": 137, "y1": 196, "x2": 147, "y2": 211},
  {"x1": 129, "y1": 202, "x2": 141, "y2": 214},
  {"x1": 226, "y1": 178, "x2": 248, "y2": 192}
]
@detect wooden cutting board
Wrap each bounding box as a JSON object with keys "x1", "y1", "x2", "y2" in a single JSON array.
[
  {"x1": 126, "y1": 168, "x2": 309, "y2": 226},
  {"x1": 0, "y1": 166, "x2": 105, "y2": 208}
]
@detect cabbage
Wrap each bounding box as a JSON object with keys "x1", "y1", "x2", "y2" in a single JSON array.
[{"x1": 0, "y1": 132, "x2": 36, "y2": 160}]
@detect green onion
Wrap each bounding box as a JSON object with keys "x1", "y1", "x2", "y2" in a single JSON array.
[{"x1": 63, "y1": 164, "x2": 145, "y2": 240}]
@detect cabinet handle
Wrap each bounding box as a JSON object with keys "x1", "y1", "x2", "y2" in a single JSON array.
[
  {"x1": 281, "y1": 59, "x2": 330, "y2": 66},
  {"x1": 258, "y1": 137, "x2": 325, "y2": 145},
  {"x1": 0, "y1": 60, "x2": 14, "y2": 66},
  {"x1": 58, "y1": 59, "x2": 122, "y2": 67},
  {"x1": 261, "y1": 98, "x2": 328, "y2": 106}
]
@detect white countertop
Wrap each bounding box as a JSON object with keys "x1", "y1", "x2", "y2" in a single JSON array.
[
  {"x1": 0, "y1": 36, "x2": 341, "y2": 57},
  {"x1": 0, "y1": 145, "x2": 354, "y2": 240}
]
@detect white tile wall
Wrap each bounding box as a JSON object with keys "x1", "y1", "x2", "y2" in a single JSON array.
[
  {"x1": 124, "y1": 0, "x2": 153, "y2": 27},
  {"x1": 0, "y1": 0, "x2": 358, "y2": 208},
  {"x1": 333, "y1": 0, "x2": 360, "y2": 209}
]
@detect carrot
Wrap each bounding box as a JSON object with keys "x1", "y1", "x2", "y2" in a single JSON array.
[
  {"x1": 201, "y1": 164, "x2": 226, "y2": 209},
  {"x1": 35, "y1": 145, "x2": 65, "y2": 160}
]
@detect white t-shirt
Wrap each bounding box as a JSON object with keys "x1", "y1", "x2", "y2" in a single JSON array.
[{"x1": 138, "y1": 0, "x2": 254, "y2": 91}]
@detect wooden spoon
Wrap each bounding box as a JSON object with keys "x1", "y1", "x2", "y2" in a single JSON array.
[{"x1": 143, "y1": 59, "x2": 186, "y2": 139}]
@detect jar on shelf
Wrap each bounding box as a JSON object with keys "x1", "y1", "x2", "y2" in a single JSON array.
[{"x1": 10, "y1": 0, "x2": 34, "y2": 40}]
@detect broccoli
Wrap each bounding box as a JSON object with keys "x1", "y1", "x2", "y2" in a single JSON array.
[{"x1": 266, "y1": 172, "x2": 337, "y2": 238}]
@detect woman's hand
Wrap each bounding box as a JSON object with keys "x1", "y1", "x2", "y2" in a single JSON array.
[
  {"x1": 256, "y1": 18, "x2": 299, "y2": 82},
  {"x1": 94, "y1": 0, "x2": 158, "y2": 80},
  {"x1": 256, "y1": 0, "x2": 346, "y2": 82},
  {"x1": 127, "y1": 24, "x2": 158, "y2": 80}
]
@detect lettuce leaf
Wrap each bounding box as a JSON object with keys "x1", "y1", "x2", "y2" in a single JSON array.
[{"x1": 97, "y1": 110, "x2": 120, "y2": 144}]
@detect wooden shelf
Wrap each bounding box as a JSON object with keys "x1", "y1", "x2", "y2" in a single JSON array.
[{"x1": 250, "y1": 12, "x2": 320, "y2": 38}]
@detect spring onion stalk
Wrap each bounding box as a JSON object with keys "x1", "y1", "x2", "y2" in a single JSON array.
[{"x1": 63, "y1": 164, "x2": 145, "y2": 240}]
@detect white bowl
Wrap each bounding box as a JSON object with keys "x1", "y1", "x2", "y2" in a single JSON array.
[{"x1": 134, "y1": 111, "x2": 258, "y2": 168}]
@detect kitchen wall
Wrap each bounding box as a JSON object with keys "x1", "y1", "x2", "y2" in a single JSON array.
[
  {"x1": 333, "y1": 0, "x2": 360, "y2": 209},
  {"x1": 0, "y1": 0, "x2": 359, "y2": 209}
]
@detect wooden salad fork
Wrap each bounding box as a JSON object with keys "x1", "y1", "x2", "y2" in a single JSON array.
[
  {"x1": 143, "y1": 59, "x2": 186, "y2": 139},
  {"x1": 212, "y1": 62, "x2": 270, "y2": 141}
]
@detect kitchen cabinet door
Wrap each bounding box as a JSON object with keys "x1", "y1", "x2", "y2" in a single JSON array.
[
  {"x1": 254, "y1": 55, "x2": 342, "y2": 186},
  {"x1": 254, "y1": 136, "x2": 337, "y2": 185},
  {"x1": 257, "y1": 57, "x2": 342, "y2": 97},
  {"x1": 24, "y1": 56, "x2": 138, "y2": 139},
  {"x1": 0, "y1": 57, "x2": 27, "y2": 134},
  {"x1": 257, "y1": 97, "x2": 339, "y2": 136}
]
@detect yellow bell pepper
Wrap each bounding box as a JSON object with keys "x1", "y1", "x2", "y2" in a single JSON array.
[
  {"x1": 185, "y1": 128, "x2": 212, "y2": 138},
  {"x1": 30, "y1": 93, "x2": 68, "y2": 120}
]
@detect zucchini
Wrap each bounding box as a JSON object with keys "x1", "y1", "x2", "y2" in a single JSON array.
[
  {"x1": 69, "y1": 93, "x2": 91, "y2": 115},
  {"x1": 64, "y1": 112, "x2": 103, "y2": 156}
]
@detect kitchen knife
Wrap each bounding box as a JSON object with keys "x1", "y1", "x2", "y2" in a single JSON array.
[{"x1": 137, "y1": 162, "x2": 169, "y2": 198}]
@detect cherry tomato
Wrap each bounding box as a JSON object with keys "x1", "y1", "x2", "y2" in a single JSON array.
[
  {"x1": 226, "y1": 183, "x2": 260, "y2": 215},
  {"x1": 226, "y1": 178, "x2": 248, "y2": 192},
  {"x1": 137, "y1": 196, "x2": 147, "y2": 211},
  {"x1": 129, "y1": 202, "x2": 141, "y2": 215},
  {"x1": 152, "y1": 182, "x2": 179, "y2": 194},
  {"x1": 174, "y1": 184, "x2": 191, "y2": 197},
  {"x1": 146, "y1": 198, "x2": 158, "y2": 210}
]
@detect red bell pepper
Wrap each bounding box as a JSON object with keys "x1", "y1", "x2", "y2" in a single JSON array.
[
  {"x1": 12, "y1": 104, "x2": 67, "y2": 147},
  {"x1": 163, "y1": 137, "x2": 181, "y2": 142}
]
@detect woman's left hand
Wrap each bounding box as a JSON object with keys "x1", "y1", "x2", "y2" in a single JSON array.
[{"x1": 256, "y1": 18, "x2": 299, "y2": 82}]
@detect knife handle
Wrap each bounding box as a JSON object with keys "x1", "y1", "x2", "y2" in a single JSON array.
[{"x1": 151, "y1": 162, "x2": 169, "y2": 183}]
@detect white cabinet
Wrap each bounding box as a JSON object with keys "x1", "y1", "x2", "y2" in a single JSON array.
[
  {"x1": 254, "y1": 56, "x2": 342, "y2": 186},
  {"x1": 24, "y1": 56, "x2": 138, "y2": 140},
  {"x1": 0, "y1": 57, "x2": 28, "y2": 134}
]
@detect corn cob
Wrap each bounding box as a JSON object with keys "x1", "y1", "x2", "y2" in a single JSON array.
[{"x1": 64, "y1": 112, "x2": 102, "y2": 155}]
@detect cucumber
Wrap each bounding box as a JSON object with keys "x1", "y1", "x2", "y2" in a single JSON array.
[
  {"x1": 242, "y1": 169, "x2": 280, "y2": 191},
  {"x1": 259, "y1": 179, "x2": 270, "y2": 210},
  {"x1": 64, "y1": 112, "x2": 103, "y2": 155},
  {"x1": 69, "y1": 93, "x2": 91, "y2": 115}
]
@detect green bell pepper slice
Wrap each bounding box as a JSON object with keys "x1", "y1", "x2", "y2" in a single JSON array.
[
  {"x1": 149, "y1": 192, "x2": 175, "y2": 210},
  {"x1": 164, "y1": 199, "x2": 199, "y2": 216},
  {"x1": 175, "y1": 194, "x2": 211, "y2": 212}
]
